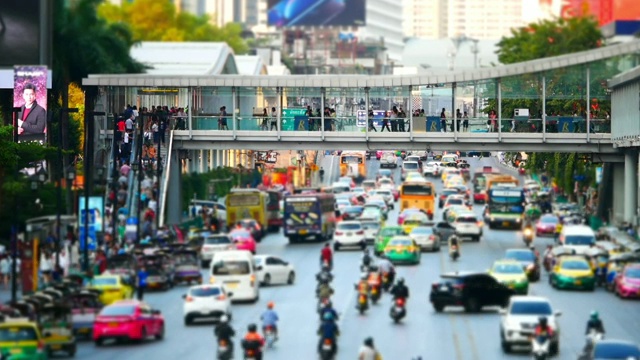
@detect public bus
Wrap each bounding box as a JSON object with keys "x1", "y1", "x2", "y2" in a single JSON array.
[
  {"x1": 265, "y1": 190, "x2": 282, "y2": 232},
  {"x1": 225, "y1": 189, "x2": 268, "y2": 231},
  {"x1": 486, "y1": 175, "x2": 519, "y2": 190},
  {"x1": 399, "y1": 179, "x2": 435, "y2": 220},
  {"x1": 339, "y1": 151, "x2": 367, "y2": 178},
  {"x1": 283, "y1": 193, "x2": 336, "y2": 243},
  {"x1": 472, "y1": 166, "x2": 501, "y2": 204},
  {"x1": 485, "y1": 186, "x2": 526, "y2": 230}
]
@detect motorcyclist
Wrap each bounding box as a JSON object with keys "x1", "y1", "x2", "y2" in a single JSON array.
[
  {"x1": 585, "y1": 311, "x2": 605, "y2": 335},
  {"x1": 448, "y1": 235, "x2": 461, "y2": 257},
  {"x1": 316, "y1": 264, "x2": 333, "y2": 284},
  {"x1": 361, "y1": 248, "x2": 373, "y2": 271},
  {"x1": 356, "y1": 273, "x2": 370, "y2": 297},
  {"x1": 358, "y1": 337, "x2": 380, "y2": 360},
  {"x1": 317, "y1": 281, "x2": 334, "y2": 301},
  {"x1": 319, "y1": 167, "x2": 325, "y2": 182},
  {"x1": 390, "y1": 277, "x2": 410, "y2": 300},
  {"x1": 214, "y1": 315, "x2": 235, "y2": 355},
  {"x1": 242, "y1": 324, "x2": 265, "y2": 360},
  {"x1": 554, "y1": 222, "x2": 563, "y2": 240},
  {"x1": 534, "y1": 316, "x2": 554, "y2": 338},
  {"x1": 319, "y1": 300, "x2": 339, "y2": 322},
  {"x1": 377, "y1": 257, "x2": 396, "y2": 289},
  {"x1": 260, "y1": 302, "x2": 279, "y2": 340},
  {"x1": 320, "y1": 243, "x2": 333, "y2": 270},
  {"x1": 529, "y1": 244, "x2": 540, "y2": 259},
  {"x1": 317, "y1": 311, "x2": 340, "y2": 355}
]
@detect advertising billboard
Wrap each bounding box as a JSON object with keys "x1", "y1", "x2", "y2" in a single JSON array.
[
  {"x1": 268, "y1": 0, "x2": 366, "y2": 27},
  {"x1": 78, "y1": 196, "x2": 104, "y2": 251},
  {"x1": 0, "y1": 0, "x2": 41, "y2": 67},
  {"x1": 13, "y1": 65, "x2": 48, "y2": 143}
]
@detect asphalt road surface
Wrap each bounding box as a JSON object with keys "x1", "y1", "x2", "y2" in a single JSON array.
[{"x1": 75, "y1": 154, "x2": 640, "y2": 360}]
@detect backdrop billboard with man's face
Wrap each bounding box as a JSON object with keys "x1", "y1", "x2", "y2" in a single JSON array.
[
  {"x1": 0, "y1": 0, "x2": 41, "y2": 66},
  {"x1": 13, "y1": 65, "x2": 48, "y2": 143},
  {"x1": 268, "y1": 0, "x2": 366, "y2": 27}
]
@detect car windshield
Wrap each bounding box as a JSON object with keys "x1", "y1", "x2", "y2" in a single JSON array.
[
  {"x1": 561, "y1": 260, "x2": 590, "y2": 270},
  {"x1": 510, "y1": 301, "x2": 552, "y2": 315},
  {"x1": 390, "y1": 239, "x2": 412, "y2": 246},
  {"x1": 540, "y1": 216, "x2": 558, "y2": 224},
  {"x1": 493, "y1": 263, "x2": 524, "y2": 274},
  {"x1": 91, "y1": 277, "x2": 118, "y2": 286},
  {"x1": 190, "y1": 287, "x2": 222, "y2": 297},
  {"x1": 447, "y1": 199, "x2": 463, "y2": 205},
  {"x1": 411, "y1": 227, "x2": 433, "y2": 235},
  {"x1": 564, "y1": 235, "x2": 595, "y2": 246},
  {"x1": 377, "y1": 191, "x2": 392, "y2": 196},
  {"x1": 212, "y1": 260, "x2": 251, "y2": 275},
  {"x1": 100, "y1": 305, "x2": 136, "y2": 316},
  {"x1": 205, "y1": 236, "x2": 231, "y2": 245},
  {"x1": 362, "y1": 222, "x2": 380, "y2": 230},
  {"x1": 380, "y1": 228, "x2": 403, "y2": 237},
  {"x1": 147, "y1": 268, "x2": 163, "y2": 276},
  {"x1": 456, "y1": 217, "x2": 477, "y2": 223},
  {"x1": 505, "y1": 251, "x2": 535, "y2": 262},
  {"x1": 593, "y1": 343, "x2": 640, "y2": 359},
  {"x1": 404, "y1": 162, "x2": 419, "y2": 169},
  {"x1": 442, "y1": 190, "x2": 457, "y2": 196},
  {"x1": 344, "y1": 206, "x2": 363, "y2": 214},
  {"x1": 337, "y1": 223, "x2": 361, "y2": 231},
  {"x1": 624, "y1": 268, "x2": 640, "y2": 279},
  {"x1": 378, "y1": 170, "x2": 392, "y2": 177},
  {"x1": 230, "y1": 231, "x2": 251, "y2": 239},
  {"x1": 0, "y1": 326, "x2": 38, "y2": 341}
]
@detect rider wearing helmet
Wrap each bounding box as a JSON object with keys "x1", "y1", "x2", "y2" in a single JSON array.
[
  {"x1": 358, "y1": 337, "x2": 380, "y2": 360},
  {"x1": 356, "y1": 273, "x2": 370, "y2": 296},
  {"x1": 361, "y1": 248, "x2": 373, "y2": 271},
  {"x1": 534, "y1": 316, "x2": 554, "y2": 338},
  {"x1": 316, "y1": 264, "x2": 333, "y2": 284},
  {"x1": 317, "y1": 312, "x2": 340, "y2": 354},
  {"x1": 214, "y1": 315, "x2": 235, "y2": 353},
  {"x1": 390, "y1": 278, "x2": 410, "y2": 300},
  {"x1": 585, "y1": 311, "x2": 605, "y2": 335},
  {"x1": 242, "y1": 323, "x2": 265, "y2": 360},
  {"x1": 260, "y1": 302, "x2": 279, "y2": 340},
  {"x1": 320, "y1": 243, "x2": 333, "y2": 269},
  {"x1": 319, "y1": 300, "x2": 339, "y2": 322}
]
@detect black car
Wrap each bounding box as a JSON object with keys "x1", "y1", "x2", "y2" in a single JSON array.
[
  {"x1": 504, "y1": 248, "x2": 541, "y2": 281},
  {"x1": 434, "y1": 222, "x2": 456, "y2": 243},
  {"x1": 429, "y1": 272, "x2": 515, "y2": 313},
  {"x1": 341, "y1": 205, "x2": 365, "y2": 221},
  {"x1": 582, "y1": 339, "x2": 640, "y2": 360}
]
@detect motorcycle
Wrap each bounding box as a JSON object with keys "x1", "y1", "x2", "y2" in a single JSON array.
[
  {"x1": 319, "y1": 338, "x2": 337, "y2": 360},
  {"x1": 531, "y1": 335, "x2": 550, "y2": 360},
  {"x1": 390, "y1": 298, "x2": 406, "y2": 323},
  {"x1": 582, "y1": 330, "x2": 604, "y2": 355},
  {"x1": 523, "y1": 227, "x2": 534, "y2": 246},
  {"x1": 217, "y1": 338, "x2": 233, "y2": 360},
  {"x1": 264, "y1": 325, "x2": 276, "y2": 348},
  {"x1": 356, "y1": 293, "x2": 369, "y2": 315},
  {"x1": 241, "y1": 340, "x2": 262, "y2": 360},
  {"x1": 449, "y1": 245, "x2": 460, "y2": 261},
  {"x1": 369, "y1": 285, "x2": 381, "y2": 304},
  {"x1": 316, "y1": 271, "x2": 333, "y2": 284},
  {"x1": 381, "y1": 272, "x2": 393, "y2": 292},
  {"x1": 543, "y1": 252, "x2": 554, "y2": 272}
]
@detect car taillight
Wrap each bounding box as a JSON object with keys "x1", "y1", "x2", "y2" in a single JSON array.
[
  {"x1": 429, "y1": 235, "x2": 435, "y2": 240},
  {"x1": 396, "y1": 298, "x2": 405, "y2": 306},
  {"x1": 216, "y1": 294, "x2": 226, "y2": 301},
  {"x1": 185, "y1": 296, "x2": 194, "y2": 302},
  {"x1": 477, "y1": 221, "x2": 483, "y2": 227},
  {"x1": 37, "y1": 341, "x2": 45, "y2": 353},
  {"x1": 335, "y1": 231, "x2": 343, "y2": 236},
  {"x1": 356, "y1": 230, "x2": 364, "y2": 235},
  {"x1": 250, "y1": 274, "x2": 256, "y2": 287}
]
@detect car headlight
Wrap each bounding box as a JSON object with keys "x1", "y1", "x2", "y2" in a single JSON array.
[{"x1": 490, "y1": 217, "x2": 495, "y2": 222}]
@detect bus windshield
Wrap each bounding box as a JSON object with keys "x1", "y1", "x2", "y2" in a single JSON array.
[
  {"x1": 402, "y1": 184, "x2": 433, "y2": 196},
  {"x1": 341, "y1": 156, "x2": 363, "y2": 164},
  {"x1": 229, "y1": 194, "x2": 260, "y2": 207}
]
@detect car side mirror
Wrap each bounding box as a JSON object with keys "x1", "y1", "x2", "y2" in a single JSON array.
[
  {"x1": 227, "y1": 292, "x2": 233, "y2": 297},
  {"x1": 152, "y1": 309, "x2": 161, "y2": 315},
  {"x1": 554, "y1": 311, "x2": 562, "y2": 317},
  {"x1": 182, "y1": 294, "x2": 186, "y2": 299},
  {"x1": 256, "y1": 266, "x2": 263, "y2": 271}
]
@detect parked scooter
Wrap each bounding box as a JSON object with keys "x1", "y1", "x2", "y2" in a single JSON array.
[{"x1": 390, "y1": 298, "x2": 406, "y2": 323}]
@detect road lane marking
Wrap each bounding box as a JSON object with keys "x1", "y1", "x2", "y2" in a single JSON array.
[
  {"x1": 463, "y1": 317, "x2": 480, "y2": 360},
  {"x1": 449, "y1": 314, "x2": 464, "y2": 360},
  {"x1": 337, "y1": 286, "x2": 355, "y2": 329}
]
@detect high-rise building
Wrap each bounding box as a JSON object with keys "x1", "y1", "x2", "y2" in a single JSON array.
[
  {"x1": 446, "y1": 0, "x2": 524, "y2": 39},
  {"x1": 361, "y1": 0, "x2": 405, "y2": 61},
  {"x1": 403, "y1": 0, "x2": 448, "y2": 39}
]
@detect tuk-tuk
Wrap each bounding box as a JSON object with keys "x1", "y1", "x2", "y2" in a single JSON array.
[
  {"x1": 39, "y1": 303, "x2": 76, "y2": 357},
  {"x1": 0, "y1": 305, "x2": 22, "y2": 320},
  {"x1": 49, "y1": 283, "x2": 80, "y2": 299},
  {"x1": 142, "y1": 252, "x2": 175, "y2": 276},
  {"x1": 104, "y1": 253, "x2": 137, "y2": 279},
  {"x1": 69, "y1": 291, "x2": 102, "y2": 339},
  {"x1": 187, "y1": 236, "x2": 205, "y2": 254},
  {"x1": 7, "y1": 301, "x2": 37, "y2": 322},
  {"x1": 173, "y1": 250, "x2": 203, "y2": 285},
  {"x1": 605, "y1": 253, "x2": 640, "y2": 291},
  {"x1": 40, "y1": 289, "x2": 64, "y2": 303},
  {"x1": 145, "y1": 265, "x2": 174, "y2": 291},
  {"x1": 21, "y1": 297, "x2": 48, "y2": 316}
]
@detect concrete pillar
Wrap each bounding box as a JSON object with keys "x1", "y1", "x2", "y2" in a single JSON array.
[
  {"x1": 624, "y1": 151, "x2": 638, "y2": 223},
  {"x1": 203, "y1": 150, "x2": 210, "y2": 172},
  {"x1": 612, "y1": 163, "x2": 625, "y2": 222}
]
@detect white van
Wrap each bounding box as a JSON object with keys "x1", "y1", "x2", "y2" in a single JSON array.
[
  {"x1": 558, "y1": 225, "x2": 596, "y2": 254},
  {"x1": 209, "y1": 250, "x2": 259, "y2": 302}
]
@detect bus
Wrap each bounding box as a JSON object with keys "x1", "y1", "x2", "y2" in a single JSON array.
[
  {"x1": 283, "y1": 193, "x2": 336, "y2": 243},
  {"x1": 399, "y1": 180, "x2": 436, "y2": 220},
  {"x1": 340, "y1": 151, "x2": 367, "y2": 178},
  {"x1": 486, "y1": 186, "x2": 526, "y2": 229},
  {"x1": 225, "y1": 189, "x2": 268, "y2": 231},
  {"x1": 472, "y1": 166, "x2": 501, "y2": 204},
  {"x1": 265, "y1": 190, "x2": 282, "y2": 232},
  {"x1": 486, "y1": 175, "x2": 519, "y2": 190}
]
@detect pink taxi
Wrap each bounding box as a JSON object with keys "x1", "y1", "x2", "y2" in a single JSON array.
[
  {"x1": 229, "y1": 229, "x2": 257, "y2": 254},
  {"x1": 93, "y1": 300, "x2": 164, "y2": 346},
  {"x1": 615, "y1": 264, "x2": 640, "y2": 299}
]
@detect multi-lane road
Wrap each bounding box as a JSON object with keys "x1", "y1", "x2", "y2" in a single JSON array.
[{"x1": 76, "y1": 155, "x2": 639, "y2": 360}]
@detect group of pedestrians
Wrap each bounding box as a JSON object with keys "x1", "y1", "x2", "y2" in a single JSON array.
[{"x1": 439, "y1": 108, "x2": 471, "y2": 132}]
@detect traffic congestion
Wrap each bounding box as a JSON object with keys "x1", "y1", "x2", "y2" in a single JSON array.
[{"x1": 1, "y1": 151, "x2": 640, "y2": 360}]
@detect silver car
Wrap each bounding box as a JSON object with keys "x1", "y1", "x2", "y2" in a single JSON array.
[
  {"x1": 360, "y1": 220, "x2": 381, "y2": 244},
  {"x1": 409, "y1": 226, "x2": 441, "y2": 252},
  {"x1": 370, "y1": 190, "x2": 394, "y2": 209}
]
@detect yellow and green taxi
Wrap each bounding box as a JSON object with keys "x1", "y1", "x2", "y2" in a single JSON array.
[
  {"x1": 0, "y1": 321, "x2": 47, "y2": 359},
  {"x1": 550, "y1": 255, "x2": 596, "y2": 291},
  {"x1": 88, "y1": 275, "x2": 134, "y2": 305},
  {"x1": 402, "y1": 213, "x2": 429, "y2": 234},
  {"x1": 383, "y1": 236, "x2": 421, "y2": 265},
  {"x1": 489, "y1": 260, "x2": 529, "y2": 294},
  {"x1": 444, "y1": 176, "x2": 465, "y2": 188},
  {"x1": 374, "y1": 226, "x2": 406, "y2": 256}
]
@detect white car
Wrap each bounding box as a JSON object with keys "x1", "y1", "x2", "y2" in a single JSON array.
[
  {"x1": 200, "y1": 234, "x2": 235, "y2": 267},
  {"x1": 254, "y1": 255, "x2": 296, "y2": 286},
  {"x1": 423, "y1": 162, "x2": 441, "y2": 177},
  {"x1": 336, "y1": 199, "x2": 351, "y2": 213},
  {"x1": 370, "y1": 190, "x2": 394, "y2": 209},
  {"x1": 352, "y1": 187, "x2": 366, "y2": 195},
  {"x1": 183, "y1": 284, "x2": 232, "y2": 325},
  {"x1": 401, "y1": 161, "x2": 421, "y2": 181},
  {"x1": 366, "y1": 197, "x2": 389, "y2": 215},
  {"x1": 411, "y1": 151, "x2": 428, "y2": 160},
  {"x1": 500, "y1": 296, "x2": 561, "y2": 354},
  {"x1": 453, "y1": 213, "x2": 483, "y2": 242},
  {"x1": 332, "y1": 182, "x2": 350, "y2": 193},
  {"x1": 409, "y1": 226, "x2": 440, "y2": 252},
  {"x1": 360, "y1": 219, "x2": 381, "y2": 244},
  {"x1": 333, "y1": 221, "x2": 366, "y2": 250},
  {"x1": 380, "y1": 151, "x2": 399, "y2": 168}
]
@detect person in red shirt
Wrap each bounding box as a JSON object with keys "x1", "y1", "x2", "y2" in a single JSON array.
[
  {"x1": 320, "y1": 243, "x2": 333, "y2": 270},
  {"x1": 534, "y1": 316, "x2": 554, "y2": 338},
  {"x1": 242, "y1": 324, "x2": 265, "y2": 360}
]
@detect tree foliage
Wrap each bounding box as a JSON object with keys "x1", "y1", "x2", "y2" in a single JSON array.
[{"x1": 98, "y1": 0, "x2": 248, "y2": 54}]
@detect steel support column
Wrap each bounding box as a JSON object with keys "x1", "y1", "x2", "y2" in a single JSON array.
[
  {"x1": 365, "y1": 87, "x2": 370, "y2": 140},
  {"x1": 321, "y1": 88, "x2": 325, "y2": 140},
  {"x1": 624, "y1": 150, "x2": 638, "y2": 223},
  {"x1": 277, "y1": 87, "x2": 282, "y2": 140},
  {"x1": 497, "y1": 78, "x2": 502, "y2": 141},
  {"x1": 188, "y1": 87, "x2": 193, "y2": 139},
  {"x1": 452, "y1": 83, "x2": 457, "y2": 141},
  {"x1": 586, "y1": 67, "x2": 591, "y2": 142},
  {"x1": 542, "y1": 76, "x2": 546, "y2": 141},
  {"x1": 232, "y1": 87, "x2": 237, "y2": 140},
  {"x1": 409, "y1": 85, "x2": 413, "y2": 141}
]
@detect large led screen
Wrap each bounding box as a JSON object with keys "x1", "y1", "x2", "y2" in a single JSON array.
[
  {"x1": 268, "y1": 0, "x2": 366, "y2": 27},
  {"x1": 0, "y1": 0, "x2": 41, "y2": 66}
]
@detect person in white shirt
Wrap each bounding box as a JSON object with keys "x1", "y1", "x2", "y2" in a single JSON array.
[
  {"x1": 125, "y1": 115, "x2": 134, "y2": 131},
  {"x1": 148, "y1": 198, "x2": 157, "y2": 213},
  {"x1": 40, "y1": 251, "x2": 53, "y2": 285},
  {"x1": 358, "y1": 337, "x2": 379, "y2": 360}
]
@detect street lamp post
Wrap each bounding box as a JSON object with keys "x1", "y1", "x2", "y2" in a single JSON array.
[{"x1": 10, "y1": 107, "x2": 20, "y2": 303}]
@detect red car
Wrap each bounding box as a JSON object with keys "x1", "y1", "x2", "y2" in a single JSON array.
[
  {"x1": 93, "y1": 300, "x2": 165, "y2": 346},
  {"x1": 229, "y1": 229, "x2": 257, "y2": 254},
  {"x1": 614, "y1": 264, "x2": 640, "y2": 299},
  {"x1": 473, "y1": 190, "x2": 487, "y2": 204},
  {"x1": 535, "y1": 214, "x2": 559, "y2": 237}
]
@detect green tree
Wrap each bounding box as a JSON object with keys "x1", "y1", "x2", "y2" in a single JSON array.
[{"x1": 98, "y1": 0, "x2": 248, "y2": 54}]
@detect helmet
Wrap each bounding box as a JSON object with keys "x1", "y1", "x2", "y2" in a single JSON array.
[
  {"x1": 397, "y1": 277, "x2": 405, "y2": 285},
  {"x1": 219, "y1": 315, "x2": 229, "y2": 323},
  {"x1": 361, "y1": 273, "x2": 368, "y2": 280},
  {"x1": 248, "y1": 323, "x2": 257, "y2": 332},
  {"x1": 363, "y1": 248, "x2": 369, "y2": 254},
  {"x1": 323, "y1": 312, "x2": 334, "y2": 321},
  {"x1": 322, "y1": 264, "x2": 330, "y2": 272},
  {"x1": 364, "y1": 337, "x2": 374, "y2": 347},
  {"x1": 538, "y1": 316, "x2": 548, "y2": 326},
  {"x1": 267, "y1": 302, "x2": 274, "y2": 309},
  {"x1": 590, "y1": 311, "x2": 599, "y2": 320}
]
